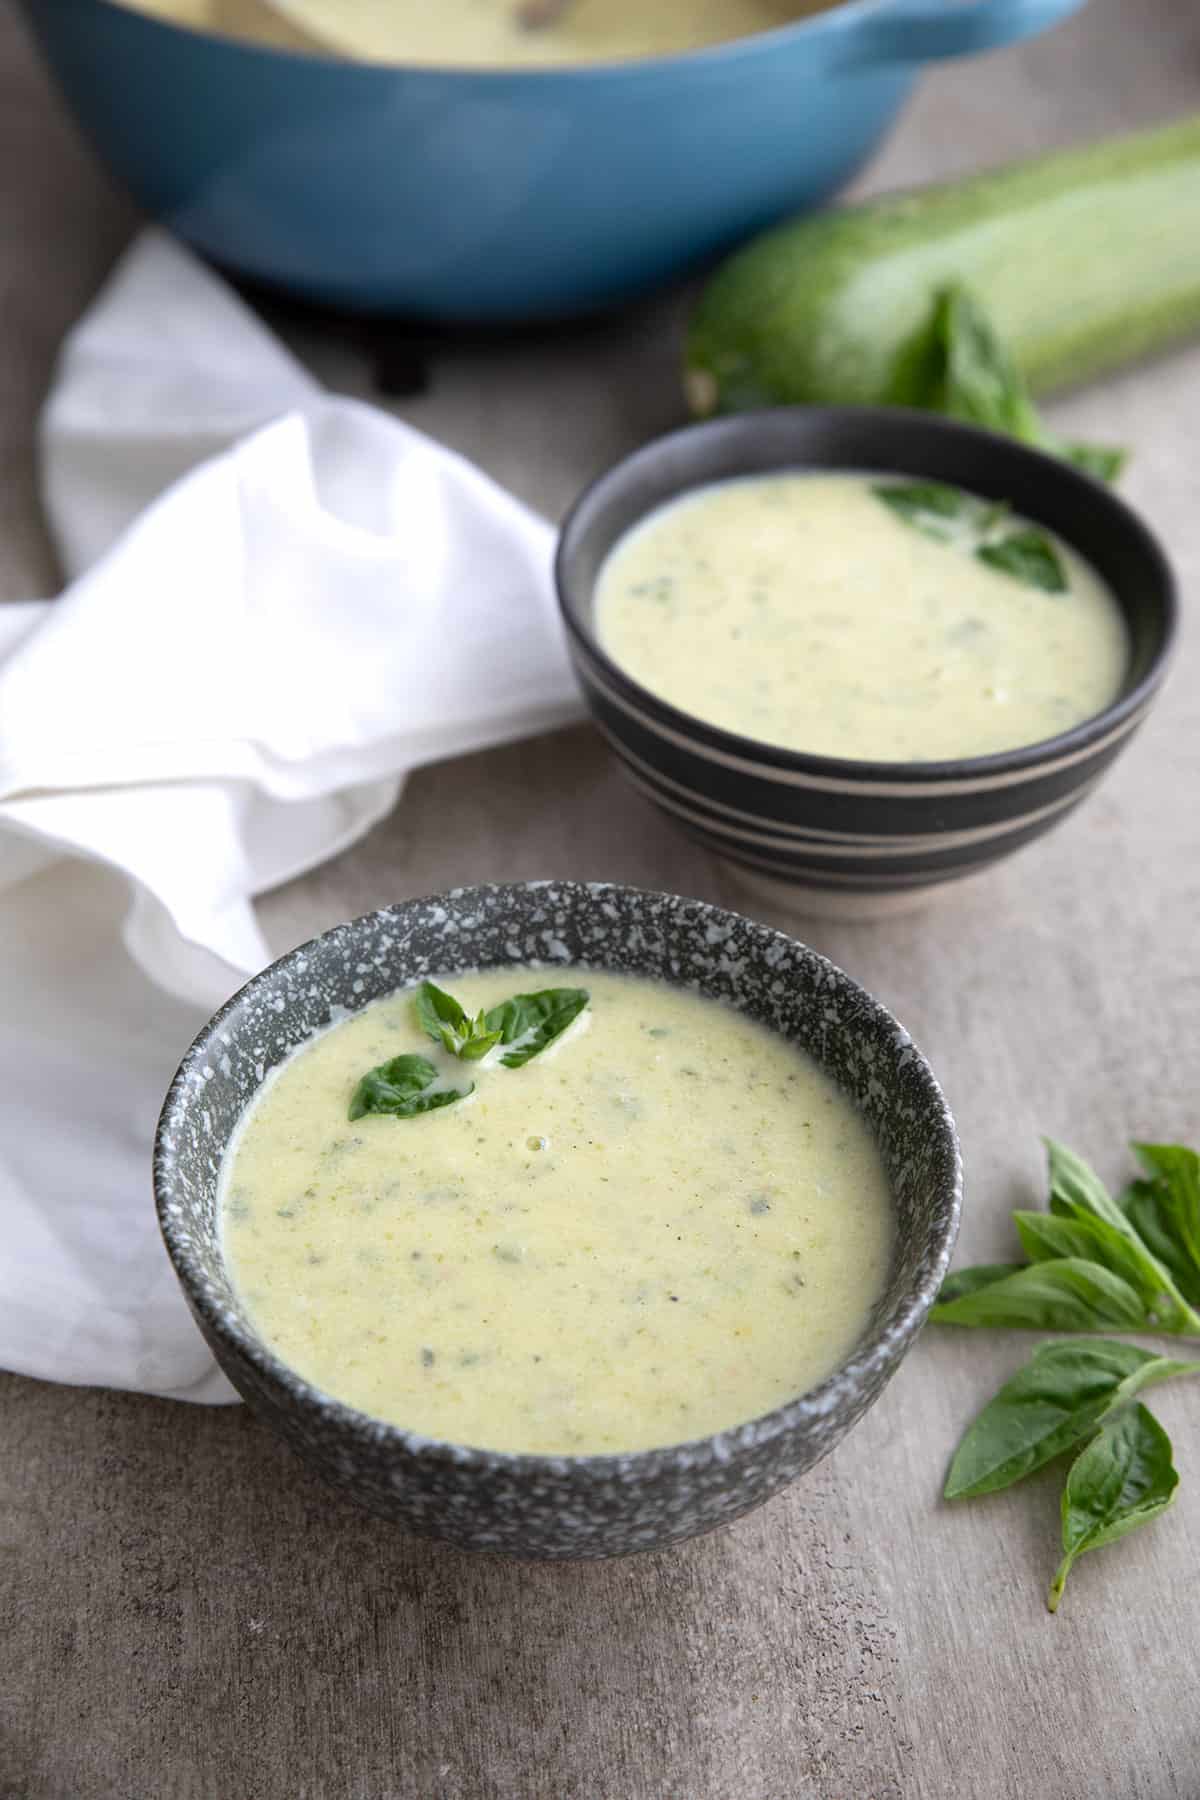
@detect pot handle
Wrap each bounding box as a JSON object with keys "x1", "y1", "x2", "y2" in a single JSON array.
[{"x1": 848, "y1": 0, "x2": 1088, "y2": 64}]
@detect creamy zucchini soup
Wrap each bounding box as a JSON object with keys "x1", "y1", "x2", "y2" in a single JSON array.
[
  {"x1": 122, "y1": 0, "x2": 838, "y2": 65},
  {"x1": 595, "y1": 473, "x2": 1128, "y2": 763},
  {"x1": 220, "y1": 968, "x2": 894, "y2": 1454}
]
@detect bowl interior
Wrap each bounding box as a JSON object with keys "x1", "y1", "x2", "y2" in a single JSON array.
[
  {"x1": 155, "y1": 882, "x2": 961, "y2": 1465},
  {"x1": 557, "y1": 408, "x2": 1177, "y2": 760},
  {"x1": 88, "y1": 0, "x2": 864, "y2": 74}
]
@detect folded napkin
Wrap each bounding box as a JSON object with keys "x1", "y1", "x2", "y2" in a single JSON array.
[{"x1": 0, "y1": 232, "x2": 581, "y2": 1403}]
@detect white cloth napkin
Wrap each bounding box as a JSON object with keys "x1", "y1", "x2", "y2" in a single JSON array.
[{"x1": 0, "y1": 232, "x2": 582, "y2": 1403}]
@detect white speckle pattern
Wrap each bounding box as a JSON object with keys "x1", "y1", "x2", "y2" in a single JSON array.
[{"x1": 153, "y1": 881, "x2": 961, "y2": 1560}]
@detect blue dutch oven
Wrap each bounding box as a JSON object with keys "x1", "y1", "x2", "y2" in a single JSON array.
[{"x1": 23, "y1": 0, "x2": 1086, "y2": 319}]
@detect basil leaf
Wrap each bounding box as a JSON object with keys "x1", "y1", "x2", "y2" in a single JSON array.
[
  {"x1": 873, "y1": 482, "x2": 964, "y2": 517},
  {"x1": 871, "y1": 482, "x2": 965, "y2": 539},
  {"x1": 455, "y1": 1012, "x2": 504, "y2": 1061},
  {"x1": 1048, "y1": 1403, "x2": 1178, "y2": 1612},
  {"x1": 1133, "y1": 1143, "x2": 1200, "y2": 1270},
  {"x1": 1046, "y1": 1139, "x2": 1200, "y2": 1333},
  {"x1": 937, "y1": 284, "x2": 1042, "y2": 440},
  {"x1": 415, "y1": 982, "x2": 502, "y2": 1061},
  {"x1": 1119, "y1": 1181, "x2": 1200, "y2": 1309},
  {"x1": 936, "y1": 1264, "x2": 1025, "y2": 1307},
  {"x1": 348, "y1": 1054, "x2": 472, "y2": 1121},
  {"x1": 976, "y1": 528, "x2": 1067, "y2": 594},
  {"x1": 944, "y1": 1340, "x2": 1200, "y2": 1500},
  {"x1": 873, "y1": 469, "x2": 1068, "y2": 596},
  {"x1": 1062, "y1": 440, "x2": 1127, "y2": 483},
  {"x1": 414, "y1": 980, "x2": 467, "y2": 1044},
  {"x1": 929, "y1": 1258, "x2": 1148, "y2": 1331},
  {"x1": 1134, "y1": 1142, "x2": 1200, "y2": 1214},
  {"x1": 484, "y1": 988, "x2": 590, "y2": 1069},
  {"x1": 891, "y1": 282, "x2": 1125, "y2": 483},
  {"x1": 1012, "y1": 1209, "x2": 1190, "y2": 1334},
  {"x1": 1013, "y1": 1211, "x2": 1113, "y2": 1265}
]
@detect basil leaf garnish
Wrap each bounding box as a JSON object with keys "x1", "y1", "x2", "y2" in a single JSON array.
[
  {"x1": 874, "y1": 473, "x2": 1069, "y2": 595},
  {"x1": 484, "y1": 988, "x2": 591, "y2": 1068},
  {"x1": 872, "y1": 482, "x2": 965, "y2": 539},
  {"x1": 944, "y1": 1340, "x2": 1200, "y2": 1501},
  {"x1": 976, "y1": 527, "x2": 1067, "y2": 593},
  {"x1": 1048, "y1": 1404, "x2": 1178, "y2": 1612},
  {"x1": 350, "y1": 979, "x2": 590, "y2": 1119},
  {"x1": 348, "y1": 1053, "x2": 472, "y2": 1121},
  {"x1": 455, "y1": 1016, "x2": 504, "y2": 1061},
  {"x1": 415, "y1": 980, "x2": 502, "y2": 1061},
  {"x1": 415, "y1": 979, "x2": 466, "y2": 1042}
]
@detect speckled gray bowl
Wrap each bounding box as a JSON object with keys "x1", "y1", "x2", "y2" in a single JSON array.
[{"x1": 154, "y1": 881, "x2": 961, "y2": 1558}]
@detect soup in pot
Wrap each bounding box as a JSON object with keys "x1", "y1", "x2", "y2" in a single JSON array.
[{"x1": 121, "y1": 0, "x2": 841, "y2": 65}]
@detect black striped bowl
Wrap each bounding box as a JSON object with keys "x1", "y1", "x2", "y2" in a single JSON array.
[{"x1": 556, "y1": 409, "x2": 1177, "y2": 913}]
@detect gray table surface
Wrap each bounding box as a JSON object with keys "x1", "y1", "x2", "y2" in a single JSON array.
[{"x1": 2, "y1": 2, "x2": 1199, "y2": 1795}]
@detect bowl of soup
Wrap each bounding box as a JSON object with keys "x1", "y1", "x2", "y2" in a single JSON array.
[
  {"x1": 154, "y1": 880, "x2": 961, "y2": 1557},
  {"x1": 556, "y1": 408, "x2": 1178, "y2": 913},
  {"x1": 23, "y1": 0, "x2": 1083, "y2": 319}
]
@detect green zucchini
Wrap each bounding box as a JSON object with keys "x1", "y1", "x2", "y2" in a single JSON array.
[{"x1": 684, "y1": 115, "x2": 1200, "y2": 419}]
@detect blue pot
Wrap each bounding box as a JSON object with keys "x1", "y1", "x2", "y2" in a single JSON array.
[{"x1": 24, "y1": 0, "x2": 1085, "y2": 320}]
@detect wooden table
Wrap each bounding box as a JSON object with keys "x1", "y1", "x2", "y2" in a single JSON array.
[{"x1": 3, "y1": 3, "x2": 1199, "y2": 1794}]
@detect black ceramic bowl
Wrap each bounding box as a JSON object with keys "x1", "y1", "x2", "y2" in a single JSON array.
[
  {"x1": 154, "y1": 881, "x2": 961, "y2": 1558},
  {"x1": 556, "y1": 409, "x2": 1177, "y2": 912}
]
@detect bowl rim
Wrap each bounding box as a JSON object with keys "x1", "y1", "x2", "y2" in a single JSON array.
[
  {"x1": 154, "y1": 879, "x2": 963, "y2": 1477},
  {"x1": 555, "y1": 405, "x2": 1179, "y2": 787},
  {"x1": 83, "y1": 0, "x2": 926, "y2": 80}
]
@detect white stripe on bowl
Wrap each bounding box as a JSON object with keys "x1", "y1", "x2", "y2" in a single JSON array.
[
  {"x1": 602, "y1": 726, "x2": 1101, "y2": 853},
  {"x1": 612, "y1": 754, "x2": 1099, "y2": 860}
]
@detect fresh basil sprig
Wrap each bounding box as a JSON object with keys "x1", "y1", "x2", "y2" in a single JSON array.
[
  {"x1": 348, "y1": 1054, "x2": 472, "y2": 1122},
  {"x1": 349, "y1": 978, "x2": 590, "y2": 1120},
  {"x1": 944, "y1": 1340, "x2": 1200, "y2": 1500},
  {"x1": 1049, "y1": 1404, "x2": 1178, "y2": 1612},
  {"x1": 893, "y1": 282, "x2": 1126, "y2": 482},
  {"x1": 872, "y1": 477, "x2": 1067, "y2": 595},
  {"x1": 937, "y1": 1135, "x2": 1200, "y2": 1610},
  {"x1": 1121, "y1": 1143, "x2": 1200, "y2": 1307},
  {"x1": 414, "y1": 980, "x2": 503, "y2": 1062},
  {"x1": 933, "y1": 1258, "x2": 1146, "y2": 1331},
  {"x1": 932, "y1": 1138, "x2": 1200, "y2": 1335}
]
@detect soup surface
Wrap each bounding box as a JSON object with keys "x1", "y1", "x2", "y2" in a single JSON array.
[
  {"x1": 595, "y1": 473, "x2": 1128, "y2": 763},
  {"x1": 121, "y1": 0, "x2": 835, "y2": 65},
  {"x1": 221, "y1": 967, "x2": 894, "y2": 1454}
]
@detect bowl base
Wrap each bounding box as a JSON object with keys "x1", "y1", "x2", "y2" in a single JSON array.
[{"x1": 718, "y1": 860, "x2": 984, "y2": 923}]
